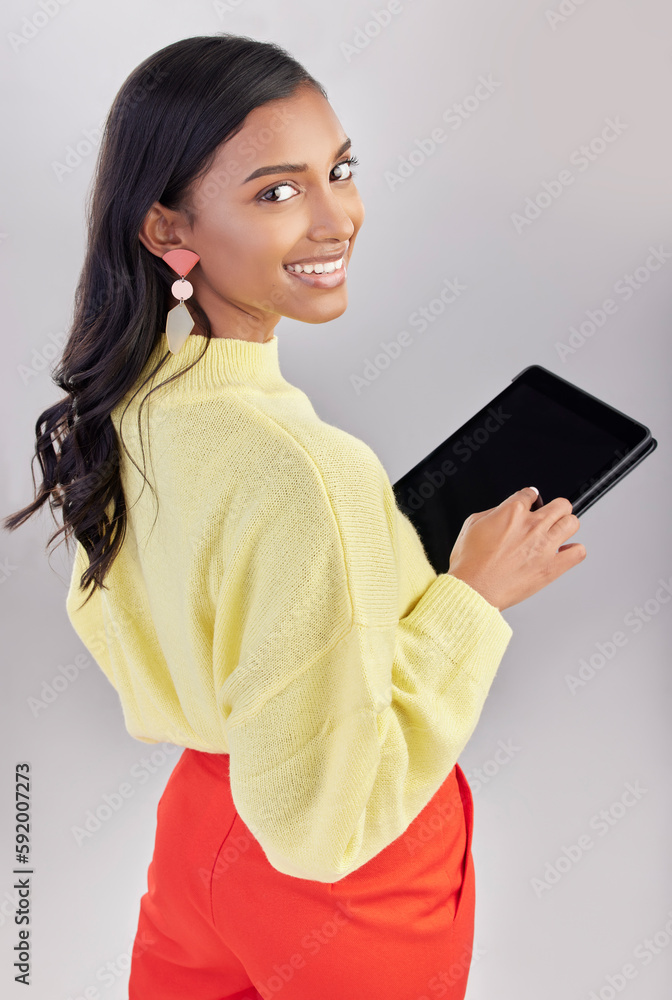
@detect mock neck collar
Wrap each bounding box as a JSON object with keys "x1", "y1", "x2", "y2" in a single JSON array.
[{"x1": 141, "y1": 331, "x2": 286, "y2": 394}]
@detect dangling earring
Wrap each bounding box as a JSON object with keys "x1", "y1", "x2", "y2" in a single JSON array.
[{"x1": 162, "y1": 249, "x2": 200, "y2": 354}]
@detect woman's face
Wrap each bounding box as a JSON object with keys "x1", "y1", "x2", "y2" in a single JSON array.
[{"x1": 140, "y1": 83, "x2": 365, "y2": 343}]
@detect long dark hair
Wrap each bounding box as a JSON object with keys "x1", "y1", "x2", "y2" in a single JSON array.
[{"x1": 2, "y1": 33, "x2": 326, "y2": 607}]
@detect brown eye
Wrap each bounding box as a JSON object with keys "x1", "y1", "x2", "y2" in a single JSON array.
[
  {"x1": 260, "y1": 182, "x2": 298, "y2": 204},
  {"x1": 258, "y1": 156, "x2": 359, "y2": 203},
  {"x1": 332, "y1": 156, "x2": 359, "y2": 180}
]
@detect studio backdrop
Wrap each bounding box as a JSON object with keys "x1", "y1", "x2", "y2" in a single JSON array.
[{"x1": 1, "y1": 1, "x2": 670, "y2": 998}]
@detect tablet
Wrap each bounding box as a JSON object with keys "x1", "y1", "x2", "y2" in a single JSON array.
[{"x1": 392, "y1": 364, "x2": 657, "y2": 575}]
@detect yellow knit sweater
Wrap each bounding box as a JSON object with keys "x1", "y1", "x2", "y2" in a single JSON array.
[{"x1": 66, "y1": 331, "x2": 513, "y2": 882}]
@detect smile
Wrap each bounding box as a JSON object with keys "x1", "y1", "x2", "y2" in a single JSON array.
[
  {"x1": 283, "y1": 257, "x2": 347, "y2": 288},
  {"x1": 285, "y1": 258, "x2": 344, "y2": 274}
]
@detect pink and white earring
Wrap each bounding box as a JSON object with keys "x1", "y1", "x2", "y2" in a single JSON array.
[{"x1": 161, "y1": 249, "x2": 200, "y2": 354}]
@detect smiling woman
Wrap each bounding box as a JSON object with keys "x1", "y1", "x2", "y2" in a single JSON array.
[
  {"x1": 3, "y1": 31, "x2": 515, "y2": 1000},
  {"x1": 139, "y1": 84, "x2": 365, "y2": 339}
]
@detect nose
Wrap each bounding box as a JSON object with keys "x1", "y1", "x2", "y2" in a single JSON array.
[{"x1": 305, "y1": 184, "x2": 357, "y2": 244}]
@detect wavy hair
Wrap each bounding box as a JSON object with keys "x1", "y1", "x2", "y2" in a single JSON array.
[{"x1": 2, "y1": 33, "x2": 326, "y2": 607}]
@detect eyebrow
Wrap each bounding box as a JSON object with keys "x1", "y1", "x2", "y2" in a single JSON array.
[{"x1": 242, "y1": 138, "x2": 352, "y2": 184}]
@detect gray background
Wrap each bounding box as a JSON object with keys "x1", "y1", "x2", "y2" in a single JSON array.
[{"x1": 2, "y1": 0, "x2": 671, "y2": 997}]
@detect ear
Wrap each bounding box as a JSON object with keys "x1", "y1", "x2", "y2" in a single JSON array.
[{"x1": 138, "y1": 201, "x2": 186, "y2": 258}]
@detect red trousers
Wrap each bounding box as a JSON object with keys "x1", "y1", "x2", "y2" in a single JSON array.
[{"x1": 129, "y1": 749, "x2": 477, "y2": 999}]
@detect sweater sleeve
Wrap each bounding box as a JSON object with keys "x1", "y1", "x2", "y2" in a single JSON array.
[
  {"x1": 215, "y1": 435, "x2": 513, "y2": 883},
  {"x1": 65, "y1": 539, "x2": 120, "y2": 694}
]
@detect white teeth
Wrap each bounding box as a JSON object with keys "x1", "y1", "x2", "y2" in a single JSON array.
[{"x1": 286, "y1": 257, "x2": 344, "y2": 275}]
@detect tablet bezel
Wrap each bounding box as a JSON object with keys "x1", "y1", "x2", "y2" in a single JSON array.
[
  {"x1": 513, "y1": 365, "x2": 650, "y2": 451},
  {"x1": 392, "y1": 364, "x2": 656, "y2": 573}
]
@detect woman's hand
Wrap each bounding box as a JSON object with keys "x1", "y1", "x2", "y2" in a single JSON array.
[{"x1": 447, "y1": 486, "x2": 586, "y2": 611}]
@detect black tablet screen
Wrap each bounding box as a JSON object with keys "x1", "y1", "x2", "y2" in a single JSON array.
[{"x1": 393, "y1": 379, "x2": 633, "y2": 574}]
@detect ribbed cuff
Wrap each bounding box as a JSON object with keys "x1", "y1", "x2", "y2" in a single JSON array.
[{"x1": 406, "y1": 571, "x2": 513, "y2": 683}]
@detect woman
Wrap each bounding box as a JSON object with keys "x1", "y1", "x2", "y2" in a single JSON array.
[{"x1": 4, "y1": 33, "x2": 585, "y2": 999}]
